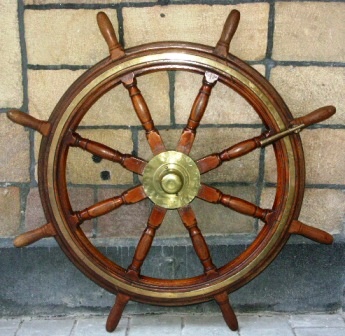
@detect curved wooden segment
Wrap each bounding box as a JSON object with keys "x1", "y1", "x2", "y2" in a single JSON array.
[
  {"x1": 126, "y1": 206, "x2": 167, "y2": 279},
  {"x1": 13, "y1": 222, "x2": 56, "y2": 248},
  {"x1": 121, "y1": 73, "x2": 165, "y2": 155},
  {"x1": 214, "y1": 292, "x2": 239, "y2": 331},
  {"x1": 176, "y1": 72, "x2": 218, "y2": 154},
  {"x1": 289, "y1": 220, "x2": 333, "y2": 245},
  {"x1": 97, "y1": 11, "x2": 125, "y2": 60},
  {"x1": 178, "y1": 206, "x2": 217, "y2": 277},
  {"x1": 214, "y1": 9, "x2": 241, "y2": 58},
  {"x1": 197, "y1": 184, "x2": 270, "y2": 223},
  {"x1": 290, "y1": 105, "x2": 336, "y2": 128},
  {"x1": 67, "y1": 131, "x2": 147, "y2": 175},
  {"x1": 106, "y1": 293, "x2": 130, "y2": 332},
  {"x1": 73, "y1": 185, "x2": 147, "y2": 226},
  {"x1": 7, "y1": 109, "x2": 51, "y2": 136}
]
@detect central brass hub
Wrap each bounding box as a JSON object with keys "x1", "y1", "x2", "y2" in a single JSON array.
[{"x1": 142, "y1": 151, "x2": 201, "y2": 209}]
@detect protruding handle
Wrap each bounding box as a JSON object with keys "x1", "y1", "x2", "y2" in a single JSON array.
[
  {"x1": 289, "y1": 220, "x2": 333, "y2": 245},
  {"x1": 13, "y1": 223, "x2": 56, "y2": 248},
  {"x1": 214, "y1": 10, "x2": 240, "y2": 57},
  {"x1": 291, "y1": 106, "x2": 336, "y2": 128},
  {"x1": 7, "y1": 109, "x2": 51, "y2": 136},
  {"x1": 97, "y1": 11, "x2": 125, "y2": 59}
]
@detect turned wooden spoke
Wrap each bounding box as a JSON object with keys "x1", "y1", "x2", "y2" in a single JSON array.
[
  {"x1": 126, "y1": 206, "x2": 167, "y2": 279},
  {"x1": 214, "y1": 292, "x2": 239, "y2": 331},
  {"x1": 121, "y1": 73, "x2": 165, "y2": 155},
  {"x1": 197, "y1": 106, "x2": 337, "y2": 174},
  {"x1": 178, "y1": 206, "x2": 218, "y2": 277},
  {"x1": 66, "y1": 131, "x2": 147, "y2": 175},
  {"x1": 73, "y1": 185, "x2": 146, "y2": 226},
  {"x1": 197, "y1": 184, "x2": 271, "y2": 223},
  {"x1": 176, "y1": 72, "x2": 218, "y2": 154},
  {"x1": 106, "y1": 293, "x2": 130, "y2": 332}
]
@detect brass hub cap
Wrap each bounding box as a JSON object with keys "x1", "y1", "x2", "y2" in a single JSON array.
[{"x1": 142, "y1": 151, "x2": 201, "y2": 209}]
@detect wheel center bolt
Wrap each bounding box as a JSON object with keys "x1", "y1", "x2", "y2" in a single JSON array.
[{"x1": 160, "y1": 172, "x2": 183, "y2": 194}]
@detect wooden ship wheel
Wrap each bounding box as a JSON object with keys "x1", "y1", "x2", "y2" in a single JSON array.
[{"x1": 7, "y1": 10, "x2": 336, "y2": 333}]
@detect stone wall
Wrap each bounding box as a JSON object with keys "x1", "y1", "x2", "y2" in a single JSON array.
[{"x1": 0, "y1": 0, "x2": 344, "y2": 315}]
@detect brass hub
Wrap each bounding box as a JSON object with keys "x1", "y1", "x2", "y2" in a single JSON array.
[{"x1": 142, "y1": 151, "x2": 201, "y2": 209}]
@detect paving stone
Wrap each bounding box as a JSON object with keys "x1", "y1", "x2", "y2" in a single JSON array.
[
  {"x1": 273, "y1": 2, "x2": 345, "y2": 62},
  {"x1": 138, "y1": 127, "x2": 261, "y2": 183},
  {"x1": 238, "y1": 315, "x2": 294, "y2": 336},
  {"x1": 0, "y1": 1, "x2": 23, "y2": 108},
  {"x1": 73, "y1": 317, "x2": 128, "y2": 336},
  {"x1": 66, "y1": 128, "x2": 134, "y2": 185},
  {"x1": 82, "y1": 71, "x2": 170, "y2": 127},
  {"x1": 0, "y1": 187, "x2": 21, "y2": 237},
  {"x1": 97, "y1": 188, "x2": 150, "y2": 238},
  {"x1": 25, "y1": 9, "x2": 118, "y2": 65},
  {"x1": 270, "y1": 66, "x2": 345, "y2": 125},
  {"x1": 0, "y1": 114, "x2": 30, "y2": 183},
  {"x1": 16, "y1": 319, "x2": 74, "y2": 336},
  {"x1": 294, "y1": 328, "x2": 345, "y2": 336},
  {"x1": 0, "y1": 319, "x2": 21, "y2": 335},
  {"x1": 128, "y1": 315, "x2": 182, "y2": 336},
  {"x1": 26, "y1": 0, "x2": 154, "y2": 3},
  {"x1": 289, "y1": 313, "x2": 345, "y2": 328},
  {"x1": 28, "y1": 69, "x2": 85, "y2": 122},
  {"x1": 183, "y1": 315, "x2": 237, "y2": 335},
  {"x1": 123, "y1": 4, "x2": 269, "y2": 61},
  {"x1": 174, "y1": 66, "x2": 265, "y2": 126}
]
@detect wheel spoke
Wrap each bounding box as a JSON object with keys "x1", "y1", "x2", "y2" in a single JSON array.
[
  {"x1": 66, "y1": 131, "x2": 147, "y2": 175},
  {"x1": 121, "y1": 73, "x2": 165, "y2": 155},
  {"x1": 176, "y1": 71, "x2": 218, "y2": 154},
  {"x1": 178, "y1": 205, "x2": 217, "y2": 277},
  {"x1": 126, "y1": 205, "x2": 167, "y2": 279},
  {"x1": 72, "y1": 185, "x2": 147, "y2": 227},
  {"x1": 197, "y1": 184, "x2": 271, "y2": 223}
]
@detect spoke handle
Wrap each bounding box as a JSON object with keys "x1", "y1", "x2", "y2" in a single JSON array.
[
  {"x1": 97, "y1": 12, "x2": 125, "y2": 59},
  {"x1": 7, "y1": 109, "x2": 51, "y2": 136},
  {"x1": 289, "y1": 220, "x2": 333, "y2": 244},
  {"x1": 220, "y1": 137, "x2": 261, "y2": 161},
  {"x1": 291, "y1": 106, "x2": 336, "y2": 128},
  {"x1": 214, "y1": 10, "x2": 240, "y2": 57},
  {"x1": 13, "y1": 223, "x2": 56, "y2": 247}
]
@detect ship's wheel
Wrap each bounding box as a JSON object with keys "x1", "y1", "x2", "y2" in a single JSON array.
[{"x1": 7, "y1": 10, "x2": 335, "y2": 333}]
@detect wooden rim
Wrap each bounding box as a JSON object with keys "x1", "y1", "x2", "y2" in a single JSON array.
[{"x1": 38, "y1": 42, "x2": 305, "y2": 304}]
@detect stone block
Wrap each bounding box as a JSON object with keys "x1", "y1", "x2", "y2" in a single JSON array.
[
  {"x1": 26, "y1": 0, "x2": 153, "y2": 3},
  {"x1": 66, "y1": 129, "x2": 134, "y2": 185},
  {"x1": 183, "y1": 315, "x2": 232, "y2": 336},
  {"x1": 123, "y1": 4, "x2": 269, "y2": 61},
  {"x1": 28, "y1": 69, "x2": 85, "y2": 122},
  {"x1": 289, "y1": 314, "x2": 345, "y2": 328},
  {"x1": 265, "y1": 129, "x2": 345, "y2": 185},
  {"x1": 0, "y1": 114, "x2": 30, "y2": 183},
  {"x1": 294, "y1": 328, "x2": 345, "y2": 336},
  {"x1": 273, "y1": 2, "x2": 345, "y2": 62},
  {"x1": 25, "y1": 187, "x2": 94, "y2": 237},
  {"x1": 139, "y1": 127, "x2": 261, "y2": 183},
  {"x1": 174, "y1": 65, "x2": 265, "y2": 126},
  {"x1": 270, "y1": 66, "x2": 345, "y2": 125},
  {"x1": 97, "y1": 187, "x2": 151, "y2": 238},
  {"x1": 73, "y1": 317, "x2": 128, "y2": 336},
  {"x1": 25, "y1": 9, "x2": 118, "y2": 65},
  {"x1": 0, "y1": 187, "x2": 21, "y2": 237},
  {"x1": 0, "y1": 1, "x2": 23, "y2": 108},
  {"x1": 17, "y1": 319, "x2": 74, "y2": 336},
  {"x1": 82, "y1": 71, "x2": 170, "y2": 126}
]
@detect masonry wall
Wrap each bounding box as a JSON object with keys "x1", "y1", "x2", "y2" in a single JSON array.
[{"x1": 0, "y1": 0, "x2": 344, "y2": 316}]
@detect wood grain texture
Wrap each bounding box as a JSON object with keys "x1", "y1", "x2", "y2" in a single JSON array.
[{"x1": 13, "y1": 223, "x2": 56, "y2": 247}]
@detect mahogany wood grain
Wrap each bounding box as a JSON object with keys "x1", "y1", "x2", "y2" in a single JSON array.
[
  {"x1": 7, "y1": 109, "x2": 51, "y2": 136},
  {"x1": 197, "y1": 184, "x2": 270, "y2": 222},
  {"x1": 74, "y1": 185, "x2": 146, "y2": 225},
  {"x1": 214, "y1": 10, "x2": 240, "y2": 58},
  {"x1": 290, "y1": 106, "x2": 336, "y2": 128},
  {"x1": 122, "y1": 73, "x2": 166, "y2": 155},
  {"x1": 176, "y1": 72, "x2": 218, "y2": 154},
  {"x1": 97, "y1": 12, "x2": 125, "y2": 60},
  {"x1": 126, "y1": 206, "x2": 167, "y2": 279},
  {"x1": 289, "y1": 220, "x2": 333, "y2": 245},
  {"x1": 178, "y1": 206, "x2": 217, "y2": 277},
  {"x1": 214, "y1": 291, "x2": 238, "y2": 331},
  {"x1": 67, "y1": 131, "x2": 147, "y2": 175},
  {"x1": 13, "y1": 222, "x2": 56, "y2": 247},
  {"x1": 106, "y1": 293, "x2": 130, "y2": 332}
]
